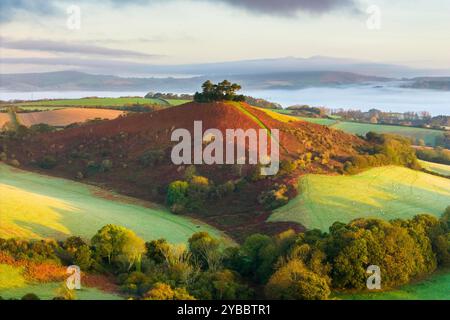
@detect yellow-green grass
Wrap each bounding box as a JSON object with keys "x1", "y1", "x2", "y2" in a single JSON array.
[
  {"x1": 269, "y1": 166, "x2": 450, "y2": 232},
  {"x1": 419, "y1": 160, "x2": 450, "y2": 177},
  {"x1": 0, "y1": 163, "x2": 224, "y2": 243},
  {"x1": 297, "y1": 117, "x2": 339, "y2": 126},
  {"x1": 331, "y1": 121, "x2": 444, "y2": 147},
  {"x1": 13, "y1": 97, "x2": 190, "y2": 108},
  {"x1": 280, "y1": 113, "x2": 445, "y2": 147},
  {"x1": 0, "y1": 281, "x2": 123, "y2": 300},
  {"x1": 0, "y1": 265, "x2": 26, "y2": 290},
  {"x1": 256, "y1": 107, "x2": 300, "y2": 123},
  {"x1": 0, "y1": 106, "x2": 63, "y2": 111},
  {"x1": 338, "y1": 271, "x2": 450, "y2": 300}
]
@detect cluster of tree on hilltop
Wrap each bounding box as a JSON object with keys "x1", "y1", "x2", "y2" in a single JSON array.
[
  {"x1": 145, "y1": 88, "x2": 282, "y2": 109},
  {"x1": 1, "y1": 207, "x2": 449, "y2": 300},
  {"x1": 194, "y1": 80, "x2": 246, "y2": 103}
]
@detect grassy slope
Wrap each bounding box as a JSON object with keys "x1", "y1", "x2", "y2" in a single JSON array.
[
  {"x1": 339, "y1": 271, "x2": 450, "y2": 300},
  {"x1": 0, "y1": 163, "x2": 224, "y2": 243},
  {"x1": 419, "y1": 160, "x2": 450, "y2": 177},
  {"x1": 269, "y1": 166, "x2": 450, "y2": 232}
]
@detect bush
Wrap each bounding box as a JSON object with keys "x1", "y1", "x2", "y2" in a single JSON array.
[
  {"x1": 144, "y1": 283, "x2": 195, "y2": 300},
  {"x1": 139, "y1": 149, "x2": 165, "y2": 167},
  {"x1": 21, "y1": 293, "x2": 41, "y2": 300},
  {"x1": 258, "y1": 184, "x2": 289, "y2": 210},
  {"x1": 39, "y1": 155, "x2": 57, "y2": 169},
  {"x1": 167, "y1": 181, "x2": 189, "y2": 209},
  {"x1": 265, "y1": 260, "x2": 330, "y2": 300}
]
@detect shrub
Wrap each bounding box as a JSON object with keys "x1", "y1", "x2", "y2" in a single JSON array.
[
  {"x1": 139, "y1": 149, "x2": 165, "y2": 167},
  {"x1": 21, "y1": 293, "x2": 41, "y2": 300},
  {"x1": 167, "y1": 181, "x2": 189, "y2": 209},
  {"x1": 144, "y1": 283, "x2": 195, "y2": 300},
  {"x1": 9, "y1": 159, "x2": 20, "y2": 167},
  {"x1": 39, "y1": 155, "x2": 57, "y2": 169},
  {"x1": 258, "y1": 184, "x2": 289, "y2": 210},
  {"x1": 100, "y1": 159, "x2": 113, "y2": 172},
  {"x1": 265, "y1": 260, "x2": 330, "y2": 300}
]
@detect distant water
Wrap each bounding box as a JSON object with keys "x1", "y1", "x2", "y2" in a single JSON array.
[
  {"x1": 0, "y1": 91, "x2": 148, "y2": 101},
  {"x1": 245, "y1": 85, "x2": 450, "y2": 116},
  {"x1": 1, "y1": 85, "x2": 449, "y2": 116}
]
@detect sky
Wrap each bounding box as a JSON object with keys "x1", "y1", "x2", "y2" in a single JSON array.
[{"x1": 1, "y1": 0, "x2": 450, "y2": 75}]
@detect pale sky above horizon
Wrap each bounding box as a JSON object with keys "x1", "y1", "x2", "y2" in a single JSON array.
[{"x1": 1, "y1": 0, "x2": 449, "y2": 74}]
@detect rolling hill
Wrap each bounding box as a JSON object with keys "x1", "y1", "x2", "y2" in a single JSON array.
[
  {"x1": 0, "y1": 101, "x2": 366, "y2": 239},
  {"x1": 269, "y1": 166, "x2": 450, "y2": 232},
  {"x1": 0, "y1": 163, "x2": 224, "y2": 243}
]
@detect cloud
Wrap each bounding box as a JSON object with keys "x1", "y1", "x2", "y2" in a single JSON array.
[
  {"x1": 217, "y1": 0, "x2": 358, "y2": 16},
  {"x1": 0, "y1": 57, "x2": 162, "y2": 75},
  {"x1": 0, "y1": 37, "x2": 162, "y2": 59},
  {"x1": 0, "y1": 0, "x2": 56, "y2": 22},
  {"x1": 0, "y1": 0, "x2": 359, "y2": 23}
]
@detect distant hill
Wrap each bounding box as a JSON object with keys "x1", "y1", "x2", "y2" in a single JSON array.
[
  {"x1": 0, "y1": 70, "x2": 393, "y2": 92},
  {"x1": 402, "y1": 77, "x2": 450, "y2": 91}
]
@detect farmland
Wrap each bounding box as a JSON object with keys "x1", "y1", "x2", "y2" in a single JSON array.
[
  {"x1": 0, "y1": 280, "x2": 123, "y2": 300},
  {"x1": 331, "y1": 121, "x2": 445, "y2": 146},
  {"x1": 339, "y1": 271, "x2": 450, "y2": 300},
  {"x1": 10, "y1": 97, "x2": 190, "y2": 108},
  {"x1": 419, "y1": 160, "x2": 450, "y2": 177},
  {"x1": 273, "y1": 110, "x2": 446, "y2": 147},
  {"x1": 269, "y1": 166, "x2": 450, "y2": 232},
  {"x1": 0, "y1": 263, "x2": 122, "y2": 300},
  {"x1": 0, "y1": 108, "x2": 124, "y2": 128},
  {"x1": 0, "y1": 163, "x2": 224, "y2": 243}
]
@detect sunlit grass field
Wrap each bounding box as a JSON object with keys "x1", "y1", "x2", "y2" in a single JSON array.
[
  {"x1": 331, "y1": 121, "x2": 444, "y2": 147},
  {"x1": 13, "y1": 97, "x2": 190, "y2": 108},
  {"x1": 272, "y1": 110, "x2": 445, "y2": 146},
  {"x1": 0, "y1": 265, "x2": 26, "y2": 290},
  {"x1": 0, "y1": 278, "x2": 123, "y2": 300},
  {"x1": 270, "y1": 166, "x2": 450, "y2": 232},
  {"x1": 419, "y1": 160, "x2": 450, "y2": 177},
  {"x1": 339, "y1": 271, "x2": 450, "y2": 300},
  {"x1": 0, "y1": 163, "x2": 224, "y2": 243}
]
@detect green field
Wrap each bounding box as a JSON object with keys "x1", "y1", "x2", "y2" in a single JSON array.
[
  {"x1": 273, "y1": 110, "x2": 445, "y2": 147},
  {"x1": 339, "y1": 271, "x2": 450, "y2": 300},
  {"x1": 269, "y1": 166, "x2": 450, "y2": 232},
  {"x1": 331, "y1": 121, "x2": 444, "y2": 147},
  {"x1": 0, "y1": 163, "x2": 224, "y2": 243},
  {"x1": 13, "y1": 97, "x2": 190, "y2": 108},
  {"x1": 298, "y1": 117, "x2": 339, "y2": 126},
  {"x1": 0, "y1": 106, "x2": 63, "y2": 112},
  {"x1": 0, "y1": 280, "x2": 122, "y2": 300},
  {"x1": 419, "y1": 160, "x2": 450, "y2": 177}
]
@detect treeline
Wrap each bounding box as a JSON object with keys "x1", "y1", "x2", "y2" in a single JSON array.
[
  {"x1": 331, "y1": 108, "x2": 450, "y2": 130},
  {"x1": 416, "y1": 147, "x2": 450, "y2": 165},
  {"x1": 345, "y1": 132, "x2": 421, "y2": 173},
  {"x1": 286, "y1": 105, "x2": 328, "y2": 118},
  {"x1": 1, "y1": 208, "x2": 449, "y2": 300},
  {"x1": 145, "y1": 92, "x2": 193, "y2": 100}
]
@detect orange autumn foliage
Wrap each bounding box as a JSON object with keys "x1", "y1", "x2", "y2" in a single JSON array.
[{"x1": 0, "y1": 251, "x2": 66, "y2": 283}]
